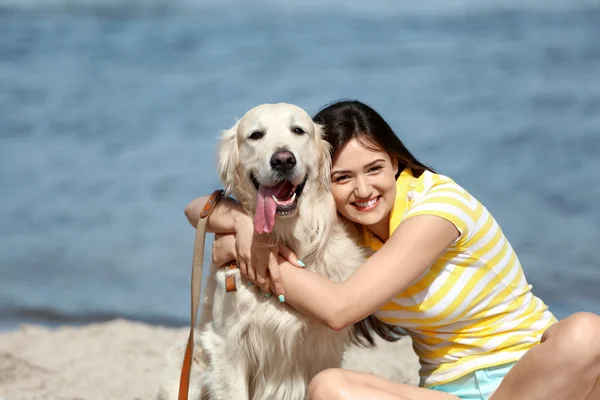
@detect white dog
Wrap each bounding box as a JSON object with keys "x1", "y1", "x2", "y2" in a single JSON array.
[{"x1": 158, "y1": 103, "x2": 370, "y2": 400}]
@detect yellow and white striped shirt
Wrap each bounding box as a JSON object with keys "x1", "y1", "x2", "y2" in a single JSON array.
[{"x1": 364, "y1": 169, "x2": 557, "y2": 387}]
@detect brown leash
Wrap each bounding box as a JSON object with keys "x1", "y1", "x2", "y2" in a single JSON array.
[{"x1": 178, "y1": 189, "x2": 224, "y2": 400}]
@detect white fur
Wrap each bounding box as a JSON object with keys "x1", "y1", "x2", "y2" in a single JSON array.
[{"x1": 158, "y1": 103, "x2": 367, "y2": 400}]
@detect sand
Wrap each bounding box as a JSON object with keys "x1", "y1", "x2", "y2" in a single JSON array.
[{"x1": 0, "y1": 319, "x2": 419, "y2": 400}]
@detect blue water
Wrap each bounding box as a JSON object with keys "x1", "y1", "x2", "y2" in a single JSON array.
[{"x1": 1, "y1": 0, "x2": 599, "y2": 330}]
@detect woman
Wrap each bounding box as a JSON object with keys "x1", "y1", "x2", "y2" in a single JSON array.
[{"x1": 185, "y1": 100, "x2": 600, "y2": 400}]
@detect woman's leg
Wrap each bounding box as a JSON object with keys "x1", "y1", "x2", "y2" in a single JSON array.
[
  {"x1": 308, "y1": 368, "x2": 460, "y2": 400},
  {"x1": 491, "y1": 312, "x2": 600, "y2": 400}
]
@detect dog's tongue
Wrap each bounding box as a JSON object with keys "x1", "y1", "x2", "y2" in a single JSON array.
[{"x1": 255, "y1": 181, "x2": 289, "y2": 234}]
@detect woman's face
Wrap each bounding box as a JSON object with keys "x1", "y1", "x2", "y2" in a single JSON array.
[{"x1": 330, "y1": 137, "x2": 398, "y2": 228}]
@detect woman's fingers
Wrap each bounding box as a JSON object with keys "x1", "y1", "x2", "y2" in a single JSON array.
[
  {"x1": 235, "y1": 226, "x2": 253, "y2": 281},
  {"x1": 218, "y1": 228, "x2": 292, "y2": 299},
  {"x1": 254, "y1": 247, "x2": 271, "y2": 293},
  {"x1": 268, "y1": 248, "x2": 285, "y2": 301},
  {"x1": 233, "y1": 245, "x2": 248, "y2": 279},
  {"x1": 236, "y1": 242, "x2": 251, "y2": 280},
  {"x1": 278, "y1": 243, "x2": 305, "y2": 268},
  {"x1": 246, "y1": 251, "x2": 256, "y2": 284},
  {"x1": 238, "y1": 259, "x2": 248, "y2": 280}
]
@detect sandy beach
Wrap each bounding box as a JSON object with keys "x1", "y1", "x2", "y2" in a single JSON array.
[{"x1": 0, "y1": 319, "x2": 419, "y2": 400}]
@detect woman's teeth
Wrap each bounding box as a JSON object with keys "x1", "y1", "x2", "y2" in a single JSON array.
[
  {"x1": 272, "y1": 192, "x2": 296, "y2": 206},
  {"x1": 355, "y1": 197, "x2": 378, "y2": 208}
]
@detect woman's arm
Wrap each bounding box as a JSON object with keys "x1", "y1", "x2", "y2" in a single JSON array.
[
  {"x1": 274, "y1": 214, "x2": 460, "y2": 330},
  {"x1": 184, "y1": 195, "x2": 250, "y2": 233}
]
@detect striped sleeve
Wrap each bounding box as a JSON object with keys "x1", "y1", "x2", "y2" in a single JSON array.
[{"x1": 403, "y1": 180, "x2": 479, "y2": 243}]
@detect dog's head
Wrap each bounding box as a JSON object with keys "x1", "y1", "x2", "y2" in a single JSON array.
[{"x1": 217, "y1": 103, "x2": 331, "y2": 234}]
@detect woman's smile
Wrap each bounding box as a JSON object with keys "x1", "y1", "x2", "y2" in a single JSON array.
[{"x1": 351, "y1": 195, "x2": 382, "y2": 212}]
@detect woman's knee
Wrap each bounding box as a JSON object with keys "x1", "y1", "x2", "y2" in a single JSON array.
[
  {"x1": 545, "y1": 312, "x2": 600, "y2": 365},
  {"x1": 309, "y1": 368, "x2": 349, "y2": 400}
]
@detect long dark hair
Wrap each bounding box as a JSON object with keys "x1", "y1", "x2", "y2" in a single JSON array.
[
  {"x1": 313, "y1": 99, "x2": 434, "y2": 179},
  {"x1": 313, "y1": 100, "x2": 433, "y2": 346}
]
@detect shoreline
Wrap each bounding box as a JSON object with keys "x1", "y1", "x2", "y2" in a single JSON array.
[{"x1": 0, "y1": 319, "x2": 419, "y2": 400}]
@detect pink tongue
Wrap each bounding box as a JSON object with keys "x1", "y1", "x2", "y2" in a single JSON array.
[{"x1": 254, "y1": 181, "x2": 288, "y2": 234}]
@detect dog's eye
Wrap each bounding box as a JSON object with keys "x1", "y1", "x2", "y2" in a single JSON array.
[
  {"x1": 292, "y1": 127, "x2": 305, "y2": 135},
  {"x1": 249, "y1": 131, "x2": 264, "y2": 140}
]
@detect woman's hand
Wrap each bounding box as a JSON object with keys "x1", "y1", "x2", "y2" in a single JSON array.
[
  {"x1": 211, "y1": 232, "x2": 279, "y2": 294},
  {"x1": 235, "y1": 220, "x2": 283, "y2": 296},
  {"x1": 249, "y1": 238, "x2": 304, "y2": 299},
  {"x1": 267, "y1": 254, "x2": 302, "y2": 299},
  {"x1": 211, "y1": 233, "x2": 237, "y2": 267},
  {"x1": 219, "y1": 215, "x2": 304, "y2": 298}
]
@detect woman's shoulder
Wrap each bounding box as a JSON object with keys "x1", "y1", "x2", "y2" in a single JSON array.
[
  {"x1": 410, "y1": 170, "x2": 471, "y2": 201},
  {"x1": 402, "y1": 171, "x2": 482, "y2": 243}
]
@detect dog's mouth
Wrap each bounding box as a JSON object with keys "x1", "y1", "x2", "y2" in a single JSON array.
[
  {"x1": 251, "y1": 173, "x2": 308, "y2": 234},
  {"x1": 251, "y1": 174, "x2": 307, "y2": 211}
]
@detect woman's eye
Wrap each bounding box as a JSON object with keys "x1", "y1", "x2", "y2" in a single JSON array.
[
  {"x1": 334, "y1": 175, "x2": 350, "y2": 182},
  {"x1": 249, "y1": 131, "x2": 264, "y2": 140},
  {"x1": 292, "y1": 127, "x2": 305, "y2": 135},
  {"x1": 369, "y1": 166, "x2": 383, "y2": 172}
]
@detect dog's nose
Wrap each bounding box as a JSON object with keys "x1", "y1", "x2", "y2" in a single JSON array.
[{"x1": 270, "y1": 151, "x2": 296, "y2": 171}]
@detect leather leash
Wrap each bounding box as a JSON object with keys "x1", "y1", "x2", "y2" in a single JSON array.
[{"x1": 178, "y1": 189, "x2": 225, "y2": 400}]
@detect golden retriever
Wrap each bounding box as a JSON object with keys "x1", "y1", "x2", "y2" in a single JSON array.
[{"x1": 158, "y1": 103, "x2": 368, "y2": 400}]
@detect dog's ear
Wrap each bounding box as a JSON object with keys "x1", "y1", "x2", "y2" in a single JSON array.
[
  {"x1": 314, "y1": 122, "x2": 332, "y2": 193},
  {"x1": 216, "y1": 120, "x2": 239, "y2": 194}
]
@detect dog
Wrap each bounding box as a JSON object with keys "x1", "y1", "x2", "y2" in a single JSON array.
[{"x1": 158, "y1": 103, "x2": 369, "y2": 400}]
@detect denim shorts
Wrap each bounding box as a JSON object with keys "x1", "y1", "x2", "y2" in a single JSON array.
[{"x1": 429, "y1": 362, "x2": 516, "y2": 400}]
